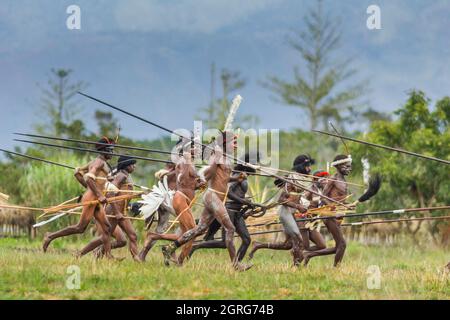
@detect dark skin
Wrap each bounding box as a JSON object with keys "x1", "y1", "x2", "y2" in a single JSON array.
[
  {"x1": 78, "y1": 163, "x2": 141, "y2": 261},
  {"x1": 163, "y1": 137, "x2": 252, "y2": 271},
  {"x1": 303, "y1": 161, "x2": 352, "y2": 267},
  {"x1": 261, "y1": 179, "x2": 307, "y2": 265},
  {"x1": 189, "y1": 172, "x2": 262, "y2": 262},
  {"x1": 299, "y1": 176, "x2": 327, "y2": 250},
  {"x1": 248, "y1": 175, "x2": 327, "y2": 259},
  {"x1": 140, "y1": 152, "x2": 204, "y2": 265},
  {"x1": 43, "y1": 153, "x2": 113, "y2": 257}
]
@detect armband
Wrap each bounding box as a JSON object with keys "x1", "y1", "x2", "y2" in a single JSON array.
[
  {"x1": 83, "y1": 173, "x2": 97, "y2": 182},
  {"x1": 105, "y1": 182, "x2": 119, "y2": 192}
]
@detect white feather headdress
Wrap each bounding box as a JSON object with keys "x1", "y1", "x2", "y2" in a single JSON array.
[{"x1": 223, "y1": 95, "x2": 242, "y2": 132}]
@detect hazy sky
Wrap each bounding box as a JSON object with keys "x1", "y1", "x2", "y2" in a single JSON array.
[{"x1": 1, "y1": 0, "x2": 449, "y2": 151}]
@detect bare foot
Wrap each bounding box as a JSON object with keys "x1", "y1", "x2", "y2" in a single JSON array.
[
  {"x1": 294, "y1": 255, "x2": 304, "y2": 267},
  {"x1": 137, "y1": 251, "x2": 147, "y2": 262},
  {"x1": 234, "y1": 262, "x2": 253, "y2": 272},
  {"x1": 93, "y1": 247, "x2": 104, "y2": 260},
  {"x1": 161, "y1": 245, "x2": 177, "y2": 267},
  {"x1": 42, "y1": 233, "x2": 51, "y2": 253}
]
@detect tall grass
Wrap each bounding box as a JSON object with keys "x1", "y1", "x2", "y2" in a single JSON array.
[
  {"x1": 18, "y1": 154, "x2": 88, "y2": 231},
  {"x1": 0, "y1": 238, "x2": 448, "y2": 300}
]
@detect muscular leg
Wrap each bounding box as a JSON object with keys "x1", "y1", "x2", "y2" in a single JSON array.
[
  {"x1": 207, "y1": 195, "x2": 237, "y2": 263},
  {"x1": 279, "y1": 209, "x2": 304, "y2": 266},
  {"x1": 248, "y1": 210, "x2": 303, "y2": 261},
  {"x1": 172, "y1": 208, "x2": 215, "y2": 248},
  {"x1": 138, "y1": 208, "x2": 171, "y2": 261},
  {"x1": 43, "y1": 200, "x2": 98, "y2": 252},
  {"x1": 141, "y1": 194, "x2": 196, "y2": 264},
  {"x1": 93, "y1": 205, "x2": 113, "y2": 258},
  {"x1": 117, "y1": 218, "x2": 140, "y2": 261},
  {"x1": 308, "y1": 229, "x2": 326, "y2": 251},
  {"x1": 176, "y1": 204, "x2": 196, "y2": 265},
  {"x1": 234, "y1": 213, "x2": 251, "y2": 262},
  {"x1": 303, "y1": 218, "x2": 346, "y2": 267},
  {"x1": 298, "y1": 221, "x2": 326, "y2": 251},
  {"x1": 248, "y1": 238, "x2": 292, "y2": 259},
  {"x1": 78, "y1": 218, "x2": 121, "y2": 257},
  {"x1": 189, "y1": 214, "x2": 233, "y2": 258},
  {"x1": 161, "y1": 207, "x2": 215, "y2": 266},
  {"x1": 204, "y1": 219, "x2": 222, "y2": 240}
]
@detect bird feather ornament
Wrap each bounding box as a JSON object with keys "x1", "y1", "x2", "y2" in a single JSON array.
[
  {"x1": 361, "y1": 157, "x2": 371, "y2": 185},
  {"x1": 223, "y1": 94, "x2": 242, "y2": 131},
  {"x1": 358, "y1": 173, "x2": 382, "y2": 203},
  {"x1": 138, "y1": 176, "x2": 175, "y2": 219}
]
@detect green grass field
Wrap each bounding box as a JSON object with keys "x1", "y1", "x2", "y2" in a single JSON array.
[{"x1": 0, "y1": 238, "x2": 448, "y2": 300}]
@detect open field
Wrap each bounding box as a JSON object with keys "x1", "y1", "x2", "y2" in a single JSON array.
[{"x1": 0, "y1": 238, "x2": 448, "y2": 300}]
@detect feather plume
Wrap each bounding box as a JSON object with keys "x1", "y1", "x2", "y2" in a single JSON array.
[
  {"x1": 361, "y1": 157, "x2": 370, "y2": 185},
  {"x1": 223, "y1": 94, "x2": 242, "y2": 131},
  {"x1": 358, "y1": 173, "x2": 382, "y2": 202}
]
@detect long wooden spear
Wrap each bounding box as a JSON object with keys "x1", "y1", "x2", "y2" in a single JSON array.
[
  {"x1": 13, "y1": 134, "x2": 363, "y2": 188},
  {"x1": 0, "y1": 149, "x2": 150, "y2": 191},
  {"x1": 0, "y1": 148, "x2": 75, "y2": 169},
  {"x1": 246, "y1": 205, "x2": 450, "y2": 228},
  {"x1": 0, "y1": 194, "x2": 143, "y2": 215},
  {"x1": 14, "y1": 132, "x2": 173, "y2": 155},
  {"x1": 194, "y1": 215, "x2": 450, "y2": 242},
  {"x1": 14, "y1": 139, "x2": 172, "y2": 165},
  {"x1": 78, "y1": 92, "x2": 350, "y2": 208},
  {"x1": 43, "y1": 193, "x2": 142, "y2": 214},
  {"x1": 313, "y1": 130, "x2": 450, "y2": 165}
]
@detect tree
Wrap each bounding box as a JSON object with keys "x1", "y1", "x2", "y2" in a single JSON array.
[
  {"x1": 95, "y1": 110, "x2": 119, "y2": 138},
  {"x1": 360, "y1": 108, "x2": 391, "y2": 126},
  {"x1": 351, "y1": 90, "x2": 450, "y2": 244},
  {"x1": 35, "y1": 68, "x2": 88, "y2": 138},
  {"x1": 197, "y1": 64, "x2": 259, "y2": 129},
  {"x1": 262, "y1": 0, "x2": 366, "y2": 130}
]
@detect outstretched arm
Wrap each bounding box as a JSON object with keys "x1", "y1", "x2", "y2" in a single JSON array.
[{"x1": 279, "y1": 189, "x2": 307, "y2": 213}]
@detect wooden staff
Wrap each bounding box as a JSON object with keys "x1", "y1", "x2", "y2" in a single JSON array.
[
  {"x1": 77, "y1": 92, "x2": 351, "y2": 209},
  {"x1": 0, "y1": 204, "x2": 44, "y2": 212},
  {"x1": 259, "y1": 167, "x2": 365, "y2": 188},
  {"x1": 246, "y1": 205, "x2": 450, "y2": 228},
  {"x1": 37, "y1": 196, "x2": 80, "y2": 219},
  {"x1": 196, "y1": 215, "x2": 450, "y2": 242},
  {"x1": 313, "y1": 130, "x2": 450, "y2": 165},
  {"x1": 0, "y1": 192, "x2": 10, "y2": 201},
  {"x1": 14, "y1": 132, "x2": 173, "y2": 155},
  {"x1": 43, "y1": 193, "x2": 142, "y2": 214}
]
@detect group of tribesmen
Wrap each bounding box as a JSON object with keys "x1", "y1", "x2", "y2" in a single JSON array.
[
  {"x1": 41, "y1": 130, "x2": 363, "y2": 272},
  {"x1": 2, "y1": 92, "x2": 449, "y2": 273}
]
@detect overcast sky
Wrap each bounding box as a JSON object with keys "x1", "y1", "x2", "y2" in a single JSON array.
[{"x1": 1, "y1": 0, "x2": 449, "y2": 151}]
